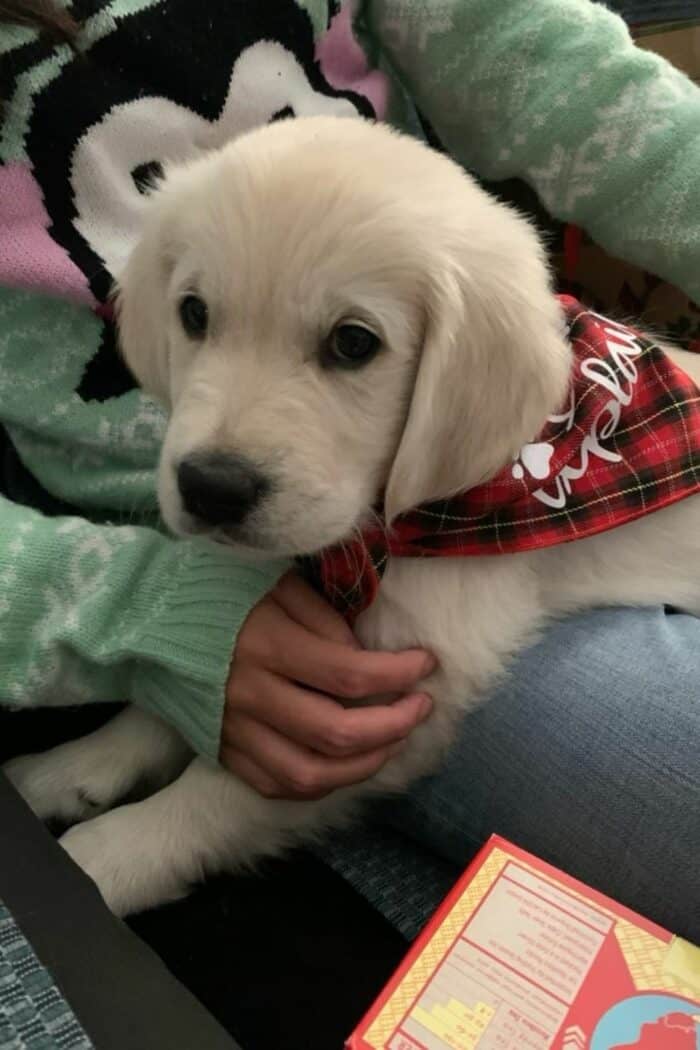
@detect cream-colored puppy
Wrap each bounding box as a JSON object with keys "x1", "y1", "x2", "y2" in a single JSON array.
[{"x1": 7, "y1": 117, "x2": 700, "y2": 916}]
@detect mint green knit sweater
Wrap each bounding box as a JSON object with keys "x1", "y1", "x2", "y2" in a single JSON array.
[{"x1": 1, "y1": 0, "x2": 699, "y2": 760}]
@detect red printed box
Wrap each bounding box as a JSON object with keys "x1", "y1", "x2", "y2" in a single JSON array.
[{"x1": 346, "y1": 835, "x2": 700, "y2": 1050}]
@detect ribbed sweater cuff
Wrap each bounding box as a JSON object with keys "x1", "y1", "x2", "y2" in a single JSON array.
[{"x1": 132, "y1": 540, "x2": 288, "y2": 759}]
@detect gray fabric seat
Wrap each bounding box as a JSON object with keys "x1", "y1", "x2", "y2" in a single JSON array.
[{"x1": 0, "y1": 773, "x2": 240, "y2": 1050}]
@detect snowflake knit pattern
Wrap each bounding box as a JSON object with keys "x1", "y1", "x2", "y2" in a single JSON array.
[{"x1": 1, "y1": 0, "x2": 699, "y2": 757}]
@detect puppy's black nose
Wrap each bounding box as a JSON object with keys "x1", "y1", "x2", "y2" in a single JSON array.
[{"x1": 177, "y1": 453, "x2": 267, "y2": 527}]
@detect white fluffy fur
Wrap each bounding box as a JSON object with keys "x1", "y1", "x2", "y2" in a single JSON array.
[{"x1": 6, "y1": 117, "x2": 700, "y2": 916}]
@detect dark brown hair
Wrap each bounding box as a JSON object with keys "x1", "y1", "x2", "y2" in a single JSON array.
[{"x1": 0, "y1": 0, "x2": 79, "y2": 43}]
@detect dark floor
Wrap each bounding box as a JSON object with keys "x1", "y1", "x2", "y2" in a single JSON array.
[
  {"x1": 1, "y1": 705, "x2": 408, "y2": 1050},
  {"x1": 129, "y1": 855, "x2": 407, "y2": 1050}
]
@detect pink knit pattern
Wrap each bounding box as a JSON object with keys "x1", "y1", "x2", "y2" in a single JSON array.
[
  {"x1": 316, "y1": 3, "x2": 388, "y2": 119},
  {"x1": 0, "y1": 163, "x2": 97, "y2": 306}
]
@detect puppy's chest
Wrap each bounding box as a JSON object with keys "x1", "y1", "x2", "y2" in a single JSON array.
[
  {"x1": 352, "y1": 558, "x2": 481, "y2": 702},
  {"x1": 353, "y1": 554, "x2": 544, "y2": 708},
  {"x1": 352, "y1": 569, "x2": 459, "y2": 713},
  {"x1": 353, "y1": 559, "x2": 435, "y2": 653}
]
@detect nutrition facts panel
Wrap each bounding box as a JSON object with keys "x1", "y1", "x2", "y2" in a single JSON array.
[{"x1": 390, "y1": 863, "x2": 612, "y2": 1050}]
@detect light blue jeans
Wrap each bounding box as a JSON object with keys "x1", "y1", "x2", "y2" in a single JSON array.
[{"x1": 322, "y1": 606, "x2": 700, "y2": 943}]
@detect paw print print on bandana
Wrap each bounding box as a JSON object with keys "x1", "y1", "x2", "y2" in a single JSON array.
[
  {"x1": 512, "y1": 441, "x2": 555, "y2": 481},
  {"x1": 512, "y1": 389, "x2": 576, "y2": 482}
]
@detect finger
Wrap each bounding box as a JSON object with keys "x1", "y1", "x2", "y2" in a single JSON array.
[
  {"x1": 266, "y1": 625, "x2": 436, "y2": 700},
  {"x1": 229, "y1": 714, "x2": 404, "y2": 798},
  {"x1": 231, "y1": 674, "x2": 433, "y2": 757},
  {"x1": 219, "y1": 748, "x2": 286, "y2": 799},
  {"x1": 272, "y1": 571, "x2": 359, "y2": 647}
]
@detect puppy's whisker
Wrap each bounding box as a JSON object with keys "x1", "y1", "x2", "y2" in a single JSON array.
[
  {"x1": 348, "y1": 525, "x2": 370, "y2": 595},
  {"x1": 368, "y1": 507, "x2": 391, "y2": 547}
]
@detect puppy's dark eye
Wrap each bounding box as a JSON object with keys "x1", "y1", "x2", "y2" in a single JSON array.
[
  {"x1": 324, "y1": 324, "x2": 381, "y2": 369},
  {"x1": 179, "y1": 295, "x2": 208, "y2": 339}
]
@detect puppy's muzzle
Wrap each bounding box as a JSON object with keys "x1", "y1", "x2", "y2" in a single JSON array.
[{"x1": 177, "y1": 452, "x2": 268, "y2": 528}]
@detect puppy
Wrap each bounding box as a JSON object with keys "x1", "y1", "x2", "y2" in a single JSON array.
[{"x1": 6, "y1": 116, "x2": 700, "y2": 916}]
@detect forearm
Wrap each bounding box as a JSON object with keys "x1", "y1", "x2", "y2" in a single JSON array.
[
  {"x1": 368, "y1": 0, "x2": 700, "y2": 302},
  {"x1": 0, "y1": 495, "x2": 287, "y2": 758}
]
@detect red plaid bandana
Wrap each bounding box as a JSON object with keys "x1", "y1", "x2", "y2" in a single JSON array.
[{"x1": 302, "y1": 295, "x2": 700, "y2": 620}]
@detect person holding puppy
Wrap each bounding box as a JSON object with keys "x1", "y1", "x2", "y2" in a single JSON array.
[{"x1": 0, "y1": 0, "x2": 698, "y2": 941}]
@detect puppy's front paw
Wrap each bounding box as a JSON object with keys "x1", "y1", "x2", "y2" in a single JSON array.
[
  {"x1": 3, "y1": 746, "x2": 115, "y2": 824},
  {"x1": 60, "y1": 807, "x2": 191, "y2": 916}
]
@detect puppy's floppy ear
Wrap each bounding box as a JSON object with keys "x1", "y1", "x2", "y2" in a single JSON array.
[
  {"x1": 114, "y1": 196, "x2": 174, "y2": 404},
  {"x1": 385, "y1": 203, "x2": 571, "y2": 521}
]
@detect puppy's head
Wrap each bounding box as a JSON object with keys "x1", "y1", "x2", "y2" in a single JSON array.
[{"x1": 117, "y1": 116, "x2": 571, "y2": 557}]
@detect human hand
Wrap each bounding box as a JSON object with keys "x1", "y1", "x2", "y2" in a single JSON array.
[{"x1": 221, "y1": 572, "x2": 435, "y2": 799}]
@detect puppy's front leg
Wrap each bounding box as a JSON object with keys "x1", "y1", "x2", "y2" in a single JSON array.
[
  {"x1": 4, "y1": 706, "x2": 191, "y2": 824},
  {"x1": 58, "y1": 758, "x2": 348, "y2": 916}
]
